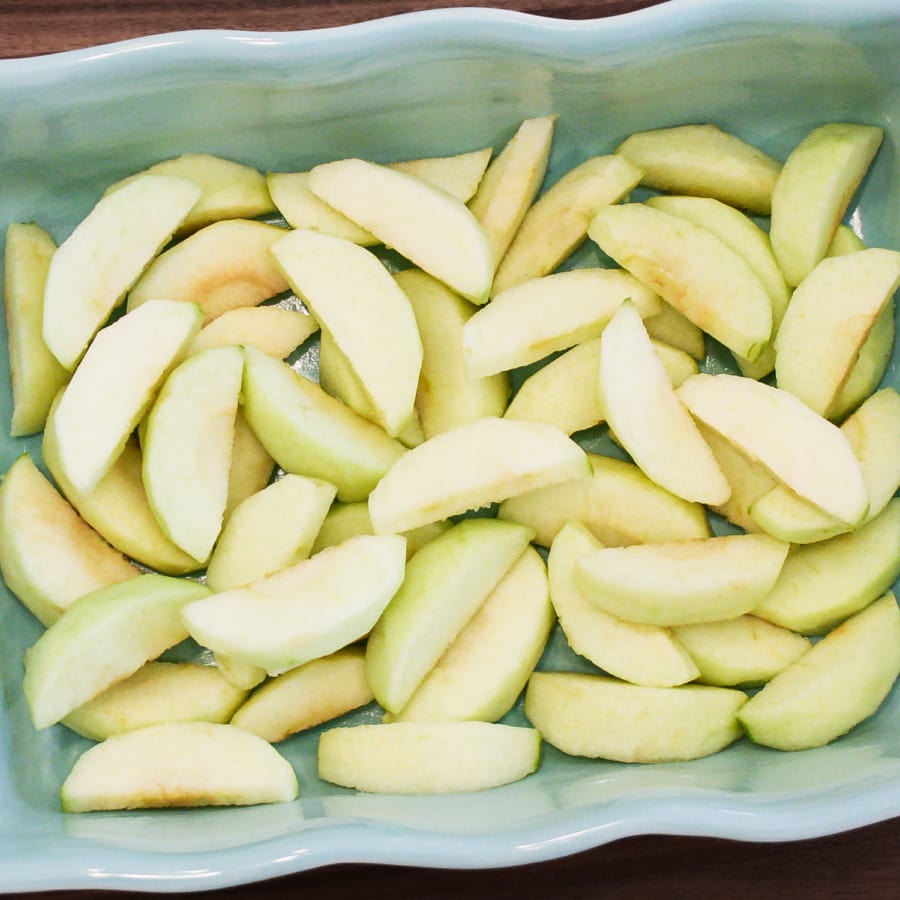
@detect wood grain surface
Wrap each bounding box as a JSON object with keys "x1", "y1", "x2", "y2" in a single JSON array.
[{"x1": 0, "y1": 2, "x2": 897, "y2": 898}]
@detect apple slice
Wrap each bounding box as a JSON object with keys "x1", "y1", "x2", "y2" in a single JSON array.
[
  {"x1": 271, "y1": 229, "x2": 423, "y2": 437},
  {"x1": 104, "y1": 153, "x2": 274, "y2": 235},
  {"x1": 492, "y1": 154, "x2": 643, "y2": 295},
  {"x1": 774, "y1": 248, "x2": 900, "y2": 415},
  {"x1": 525, "y1": 671, "x2": 747, "y2": 762},
  {"x1": 463, "y1": 268, "x2": 661, "y2": 378},
  {"x1": 45, "y1": 298, "x2": 203, "y2": 495},
  {"x1": 240, "y1": 345, "x2": 406, "y2": 502},
  {"x1": 752, "y1": 499, "x2": 900, "y2": 635},
  {"x1": 615, "y1": 124, "x2": 781, "y2": 214},
  {"x1": 189, "y1": 306, "x2": 318, "y2": 358},
  {"x1": 142, "y1": 346, "x2": 243, "y2": 563},
  {"x1": 599, "y1": 300, "x2": 730, "y2": 505},
  {"x1": 677, "y1": 373, "x2": 868, "y2": 527},
  {"x1": 215, "y1": 655, "x2": 267, "y2": 692},
  {"x1": 42, "y1": 433, "x2": 201, "y2": 575},
  {"x1": 229, "y1": 646, "x2": 372, "y2": 742},
  {"x1": 547, "y1": 522, "x2": 699, "y2": 687},
  {"x1": 770, "y1": 123, "x2": 883, "y2": 286},
  {"x1": 738, "y1": 592, "x2": 900, "y2": 750},
  {"x1": 23, "y1": 573, "x2": 210, "y2": 729},
  {"x1": 642, "y1": 300, "x2": 706, "y2": 360},
  {"x1": 225, "y1": 410, "x2": 275, "y2": 518},
  {"x1": 828, "y1": 224, "x2": 866, "y2": 256},
  {"x1": 318, "y1": 722, "x2": 540, "y2": 793},
  {"x1": 43, "y1": 174, "x2": 201, "y2": 370},
  {"x1": 646, "y1": 194, "x2": 789, "y2": 378},
  {"x1": 0, "y1": 454, "x2": 138, "y2": 627},
  {"x1": 672, "y1": 617, "x2": 811, "y2": 688},
  {"x1": 367, "y1": 417, "x2": 590, "y2": 535},
  {"x1": 497, "y1": 453, "x2": 709, "y2": 548},
  {"x1": 389, "y1": 148, "x2": 493, "y2": 201},
  {"x1": 308, "y1": 158, "x2": 494, "y2": 303},
  {"x1": 365, "y1": 518, "x2": 533, "y2": 713},
  {"x1": 127, "y1": 219, "x2": 290, "y2": 319},
  {"x1": 60, "y1": 721, "x2": 298, "y2": 812},
  {"x1": 181, "y1": 534, "x2": 406, "y2": 675},
  {"x1": 468, "y1": 116, "x2": 556, "y2": 266},
  {"x1": 589, "y1": 203, "x2": 772, "y2": 362},
  {"x1": 576, "y1": 533, "x2": 790, "y2": 627},
  {"x1": 390, "y1": 547, "x2": 555, "y2": 723},
  {"x1": 310, "y1": 501, "x2": 449, "y2": 560},
  {"x1": 205, "y1": 474, "x2": 336, "y2": 593},
  {"x1": 3, "y1": 222, "x2": 69, "y2": 436},
  {"x1": 62, "y1": 661, "x2": 248, "y2": 741},
  {"x1": 504, "y1": 336, "x2": 697, "y2": 435},
  {"x1": 396, "y1": 267, "x2": 509, "y2": 440}
]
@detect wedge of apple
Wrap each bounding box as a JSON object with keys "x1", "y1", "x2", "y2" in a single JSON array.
[
  {"x1": 752, "y1": 499, "x2": 900, "y2": 635},
  {"x1": 229, "y1": 646, "x2": 372, "y2": 742},
  {"x1": 365, "y1": 518, "x2": 533, "y2": 713},
  {"x1": 318, "y1": 722, "x2": 540, "y2": 793},
  {"x1": 240, "y1": 345, "x2": 406, "y2": 502},
  {"x1": 42, "y1": 432, "x2": 201, "y2": 575},
  {"x1": 3, "y1": 222, "x2": 69, "y2": 436},
  {"x1": 646, "y1": 194, "x2": 789, "y2": 378},
  {"x1": 390, "y1": 147, "x2": 492, "y2": 202},
  {"x1": 104, "y1": 152, "x2": 274, "y2": 235},
  {"x1": 497, "y1": 453, "x2": 709, "y2": 548},
  {"x1": 367, "y1": 416, "x2": 590, "y2": 535},
  {"x1": 672, "y1": 616, "x2": 810, "y2": 688},
  {"x1": 598, "y1": 300, "x2": 730, "y2": 505},
  {"x1": 547, "y1": 522, "x2": 699, "y2": 687},
  {"x1": 127, "y1": 219, "x2": 290, "y2": 320},
  {"x1": 310, "y1": 501, "x2": 449, "y2": 560},
  {"x1": 615, "y1": 124, "x2": 781, "y2": 214},
  {"x1": 43, "y1": 174, "x2": 201, "y2": 370},
  {"x1": 525, "y1": 671, "x2": 747, "y2": 762},
  {"x1": 589, "y1": 203, "x2": 772, "y2": 362},
  {"x1": 642, "y1": 300, "x2": 706, "y2": 360},
  {"x1": 770, "y1": 122, "x2": 884, "y2": 286},
  {"x1": 677, "y1": 373, "x2": 868, "y2": 527},
  {"x1": 396, "y1": 267, "x2": 509, "y2": 440},
  {"x1": 24, "y1": 573, "x2": 211, "y2": 729},
  {"x1": 0, "y1": 454, "x2": 139, "y2": 627},
  {"x1": 188, "y1": 306, "x2": 318, "y2": 358},
  {"x1": 774, "y1": 248, "x2": 900, "y2": 416},
  {"x1": 504, "y1": 336, "x2": 697, "y2": 435},
  {"x1": 390, "y1": 546, "x2": 554, "y2": 723},
  {"x1": 214, "y1": 654, "x2": 267, "y2": 692},
  {"x1": 225, "y1": 410, "x2": 275, "y2": 518},
  {"x1": 738, "y1": 592, "x2": 900, "y2": 750},
  {"x1": 62, "y1": 661, "x2": 248, "y2": 741},
  {"x1": 575, "y1": 533, "x2": 790, "y2": 627},
  {"x1": 205, "y1": 474, "x2": 336, "y2": 593},
  {"x1": 308, "y1": 158, "x2": 494, "y2": 303},
  {"x1": 492, "y1": 154, "x2": 643, "y2": 295},
  {"x1": 60, "y1": 721, "x2": 298, "y2": 812},
  {"x1": 45, "y1": 299, "x2": 203, "y2": 496},
  {"x1": 468, "y1": 115, "x2": 556, "y2": 266},
  {"x1": 463, "y1": 268, "x2": 661, "y2": 378},
  {"x1": 181, "y1": 534, "x2": 406, "y2": 675},
  {"x1": 142, "y1": 346, "x2": 243, "y2": 563},
  {"x1": 271, "y1": 228, "x2": 423, "y2": 437}
]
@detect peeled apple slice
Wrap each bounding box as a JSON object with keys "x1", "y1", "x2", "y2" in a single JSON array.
[
  {"x1": 738, "y1": 593, "x2": 900, "y2": 750},
  {"x1": 60, "y1": 722, "x2": 298, "y2": 812},
  {"x1": 42, "y1": 174, "x2": 201, "y2": 370},
  {"x1": 367, "y1": 416, "x2": 590, "y2": 535},
  {"x1": 575, "y1": 533, "x2": 790, "y2": 627},
  {"x1": 525, "y1": 671, "x2": 747, "y2": 763},
  {"x1": 318, "y1": 722, "x2": 541, "y2": 793}
]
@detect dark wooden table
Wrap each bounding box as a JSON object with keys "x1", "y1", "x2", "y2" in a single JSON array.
[{"x1": 0, "y1": 1, "x2": 896, "y2": 897}]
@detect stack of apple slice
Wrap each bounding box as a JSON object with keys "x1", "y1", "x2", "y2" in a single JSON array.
[{"x1": 0, "y1": 114, "x2": 898, "y2": 812}]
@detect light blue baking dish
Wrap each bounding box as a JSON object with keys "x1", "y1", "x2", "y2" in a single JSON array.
[{"x1": 0, "y1": 0, "x2": 898, "y2": 892}]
